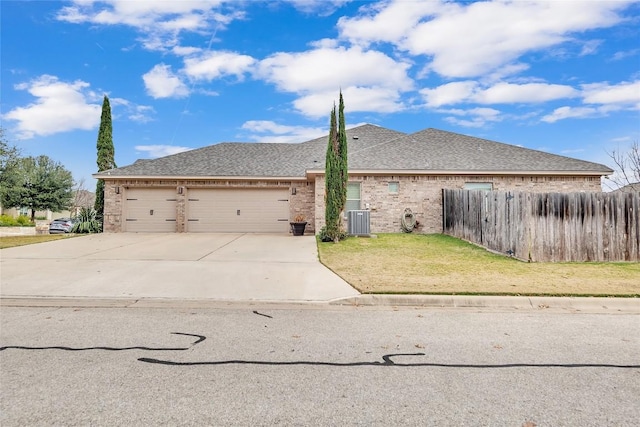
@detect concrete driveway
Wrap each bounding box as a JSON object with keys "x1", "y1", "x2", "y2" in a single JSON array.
[{"x1": 0, "y1": 234, "x2": 359, "y2": 302}]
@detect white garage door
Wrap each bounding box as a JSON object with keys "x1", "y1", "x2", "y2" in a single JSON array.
[
  {"x1": 124, "y1": 188, "x2": 177, "y2": 232},
  {"x1": 187, "y1": 188, "x2": 289, "y2": 233}
]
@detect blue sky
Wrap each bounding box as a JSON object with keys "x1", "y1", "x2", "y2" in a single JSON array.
[{"x1": 2, "y1": 0, "x2": 639, "y2": 189}]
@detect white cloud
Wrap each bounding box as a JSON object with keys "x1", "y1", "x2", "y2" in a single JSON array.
[
  {"x1": 582, "y1": 81, "x2": 640, "y2": 106},
  {"x1": 283, "y1": 0, "x2": 351, "y2": 16},
  {"x1": 338, "y1": 1, "x2": 440, "y2": 46},
  {"x1": 142, "y1": 64, "x2": 189, "y2": 99},
  {"x1": 579, "y1": 39, "x2": 602, "y2": 56},
  {"x1": 241, "y1": 119, "x2": 368, "y2": 143},
  {"x1": 610, "y1": 136, "x2": 632, "y2": 143},
  {"x1": 339, "y1": 0, "x2": 633, "y2": 78},
  {"x1": 475, "y1": 83, "x2": 578, "y2": 104},
  {"x1": 56, "y1": 1, "x2": 243, "y2": 51},
  {"x1": 59, "y1": 0, "x2": 221, "y2": 26},
  {"x1": 258, "y1": 46, "x2": 412, "y2": 93},
  {"x1": 183, "y1": 51, "x2": 255, "y2": 81},
  {"x1": 294, "y1": 87, "x2": 405, "y2": 118},
  {"x1": 541, "y1": 106, "x2": 599, "y2": 123},
  {"x1": 443, "y1": 118, "x2": 484, "y2": 128},
  {"x1": 197, "y1": 89, "x2": 220, "y2": 97},
  {"x1": 541, "y1": 80, "x2": 640, "y2": 123},
  {"x1": 612, "y1": 49, "x2": 640, "y2": 61},
  {"x1": 468, "y1": 107, "x2": 501, "y2": 120},
  {"x1": 421, "y1": 81, "x2": 478, "y2": 108},
  {"x1": 257, "y1": 45, "x2": 412, "y2": 117},
  {"x1": 482, "y1": 63, "x2": 531, "y2": 83},
  {"x1": 561, "y1": 148, "x2": 586, "y2": 154},
  {"x1": 2, "y1": 75, "x2": 101, "y2": 139},
  {"x1": 308, "y1": 38, "x2": 339, "y2": 49},
  {"x1": 442, "y1": 107, "x2": 502, "y2": 128},
  {"x1": 135, "y1": 145, "x2": 191, "y2": 158},
  {"x1": 128, "y1": 105, "x2": 156, "y2": 123},
  {"x1": 241, "y1": 120, "x2": 327, "y2": 143},
  {"x1": 172, "y1": 46, "x2": 203, "y2": 56},
  {"x1": 110, "y1": 98, "x2": 155, "y2": 123},
  {"x1": 421, "y1": 81, "x2": 577, "y2": 107}
]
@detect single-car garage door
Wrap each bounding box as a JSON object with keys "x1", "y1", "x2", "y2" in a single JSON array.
[
  {"x1": 124, "y1": 188, "x2": 177, "y2": 232},
  {"x1": 187, "y1": 188, "x2": 289, "y2": 233}
]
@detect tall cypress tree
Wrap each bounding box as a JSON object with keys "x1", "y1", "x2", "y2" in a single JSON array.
[
  {"x1": 323, "y1": 92, "x2": 350, "y2": 242},
  {"x1": 324, "y1": 104, "x2": 341, "y2": 241},
  {"x1": 94, "y1": 95, "x2": 116, "y2": 224},
  {"x1": 337, "y1": 91, "x2": 348, "y2": 212}
]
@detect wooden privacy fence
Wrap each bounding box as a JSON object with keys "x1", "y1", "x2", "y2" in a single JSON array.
[{"x1": 442, "y1": 189, "x2": 640, "y2": 262}]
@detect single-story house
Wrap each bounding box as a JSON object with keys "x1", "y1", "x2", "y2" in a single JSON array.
[
  {"x1": 613, "y1": 182, "x2": 640, "y2": 193},
  {"x1": 0, "y1": 190, "x2": 96, "y2": 220},
  {"x1": 94, "y1": 124, "x2": 612, "y2": 234}
]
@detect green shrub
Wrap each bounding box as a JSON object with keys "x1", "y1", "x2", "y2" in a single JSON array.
[
  {"x1": 0, "y1": 214, "x2": 18, "y2": 226},
  {"x1": 71, "y1": 207, "x2": 102, "y2": 233},
  {"x1": 0, "y1": 214, "x2": 34, "y2": 227},
  {"x1": 35, "y1": 215, "x2": 48, "y2": 220},
  {"x1": 16, "y1": 215, "x2": 32, "y2": 226}
]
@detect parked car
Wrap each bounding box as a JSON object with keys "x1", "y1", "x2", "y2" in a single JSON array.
[{"x1": 49, "y1": 218, "x2": 75, "y2": 234}]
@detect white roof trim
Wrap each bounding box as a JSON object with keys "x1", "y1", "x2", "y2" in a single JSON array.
[
  {"x1": 306, "y1": 169, "x2": 609, "y2": 177},
  {"x1": 93, "y1": 174, "x2": 307, "y2": 181}
]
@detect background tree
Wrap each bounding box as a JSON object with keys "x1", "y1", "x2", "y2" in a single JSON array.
[
  {"x1": 606, "y1": 141, "x2": 639, "y2": 191},
  {"x1": 94, "y1": 95, "x2": 116, "y2": 222},
  {"x1": 71, "y1": 178, "x2": 96, "y2": 216},
  {"x1": 0, "y1": 127, "x2": 21, "y2": 198},
  {"x1": 323, "y1": 92, "x2": 348, "y2": 242},
  {"x1": 0, "y1": 155, "x2": 74, "y2": 221}
]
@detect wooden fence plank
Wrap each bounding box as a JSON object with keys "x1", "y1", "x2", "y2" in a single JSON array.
[{"x1": 442, "y1": 189, "x2": 639, "y2": 262}]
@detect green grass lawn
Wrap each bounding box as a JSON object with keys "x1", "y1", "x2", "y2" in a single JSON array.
[
  {"x1": 0, "y1": 234, "x2": 78, "y2": 249},
  {"x1": 317, "y1": 234, "x2": 640, "y2": 297}
]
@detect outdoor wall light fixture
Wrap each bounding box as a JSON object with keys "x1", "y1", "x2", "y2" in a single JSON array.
[
  {"x1": 292, "y1": 188, "x2": 297, "y2": 195},
  {"x1": 178, "y1": 187, "x2": 183, "y2": 194},
  {"x1": 115, "y1": 186, "x2": 120, "y2": 194}
]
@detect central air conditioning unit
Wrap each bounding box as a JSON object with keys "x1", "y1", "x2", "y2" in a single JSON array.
[{"x1": 347, "y1": 210, "x2": 370, "y2": 236}]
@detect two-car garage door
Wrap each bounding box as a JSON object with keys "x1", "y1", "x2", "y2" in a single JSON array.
[
  {"x1": 187, "y1": 188, "x2": 289, "y2": 233},
  {"x1": 124, "y1": 187, "x2": 289, "y2": 233}
]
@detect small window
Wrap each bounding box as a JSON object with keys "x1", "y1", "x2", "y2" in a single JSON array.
[
  {"x1": 464, "y1": 182, "x2": 493, "y2": 191},
  {"x1": 388, "y1": 182, "x2": 399, "y2": 194},
  {"x1": 345, "y1": 182, "x2": 361, "y2": 212}
]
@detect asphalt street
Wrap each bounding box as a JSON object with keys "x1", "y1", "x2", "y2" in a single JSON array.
[{"x1": 1, "y1": 304, "x2": 638, "y2": 426}]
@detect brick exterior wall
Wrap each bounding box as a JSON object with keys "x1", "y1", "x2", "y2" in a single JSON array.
[
  {"x1": 103, "y1": 174, "x2": 602, "y2": 234},
  {"x1": 314, "y1": 174, "x2": 603, "y2": 234},
  {"x1": 102, "y1": 179, "x2": 313, "y2": 233},
  {"x1": 103, "y1": 182, "x2": 122, "y2": 233},
  {"x1": 289, "y1": 180, "x2": 316, "y2": 233}
]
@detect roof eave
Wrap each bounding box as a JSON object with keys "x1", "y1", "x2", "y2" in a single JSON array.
[
  {"x1": 94, "y1": 169, "x2": 612, "y2": 180},
  {"x1": 93, "y1": 173, "x2": 307, "y2": 181},
  {"x1": 306, "y1": 169, "x2": 612, "y2": 177}
]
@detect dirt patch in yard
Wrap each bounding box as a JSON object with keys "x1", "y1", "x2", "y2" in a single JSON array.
[{"x1": 317, "y1": 234, "x2": 640, "y2": 296}]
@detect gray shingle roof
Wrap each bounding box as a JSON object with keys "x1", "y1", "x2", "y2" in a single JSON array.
[
  {"x1": 97, "y1": 124, "x2": 405, "y2": 177},
  {"x1": 347, "y1": 128, "x2": 613, "y2": 173},
  {"x1": 96, "y1": 124, "x2": 612, "y2": 178}
]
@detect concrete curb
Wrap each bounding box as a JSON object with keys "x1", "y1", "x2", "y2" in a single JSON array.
[
  {"x1": 0, "y1": 297, "x2": 330, "y2": 309},
  {"x1": 330, "y1": 294, "x2": 640, "y2": 313},
  {"x1": 1, "y1": 295, "x2": 639, "y2": 313}
]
